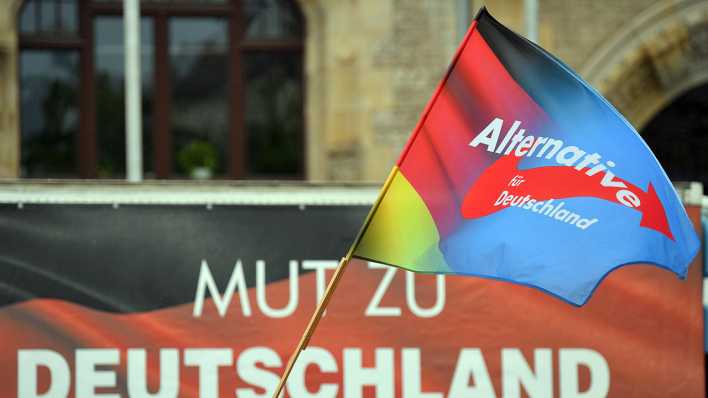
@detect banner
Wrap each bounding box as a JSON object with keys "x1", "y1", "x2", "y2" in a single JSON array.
[{"x1": 0, "y1": 199, "x2": 703, "y2": 397}]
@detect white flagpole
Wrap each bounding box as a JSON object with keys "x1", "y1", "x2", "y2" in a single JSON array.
[
  {"x1": 271, "y1": 167, "x2": 399, "y2": 398},
  {"x1": 457, "y1": 0, "x2": 471, "y2": 41},
  {"x1": 124, "y1": 0, "x2": 143, "y2": 182},
  {"x1": 524, "y1": 0, "x2": 539, "y2": 43}
]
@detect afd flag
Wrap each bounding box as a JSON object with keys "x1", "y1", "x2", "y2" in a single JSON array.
[{"x1": 351, "y1": 8, "x2": 700, "y2": 306}]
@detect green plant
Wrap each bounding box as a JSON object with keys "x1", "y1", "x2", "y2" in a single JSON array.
[{"x1": 177, "y1": 140, "x2": 219, "y2": 174}]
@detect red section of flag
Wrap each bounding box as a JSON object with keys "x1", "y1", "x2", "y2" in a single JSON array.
[{"x1": 395, "y1": 20, "x2": 553, "y2": 237}]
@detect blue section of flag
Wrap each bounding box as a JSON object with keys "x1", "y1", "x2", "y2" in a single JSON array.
[{"x1": 436, "y1": 10, "x2": 701, "y2": 306}]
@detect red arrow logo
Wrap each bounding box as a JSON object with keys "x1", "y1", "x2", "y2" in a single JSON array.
[{"x1": 461, "y1": 154, "x2": 674, "y2": 240}]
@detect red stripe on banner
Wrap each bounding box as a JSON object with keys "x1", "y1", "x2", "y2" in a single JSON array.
[{"x1": 2, "y1": 231, "x2": 704, "y2": 398}]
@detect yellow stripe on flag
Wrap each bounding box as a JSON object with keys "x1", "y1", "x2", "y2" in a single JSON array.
[{"x1": 353, "y1": 168, "x2": 450, "y2": 273}]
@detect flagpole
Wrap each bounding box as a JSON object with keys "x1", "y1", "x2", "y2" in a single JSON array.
[
  {"x1": 271, "y1": 255, "x2": 349, "y2": 398},
  {"x1": 271, "y1": 167, "x2": 398, "y2": 398}
]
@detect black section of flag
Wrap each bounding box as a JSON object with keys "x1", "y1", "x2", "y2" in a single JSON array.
[{"x1": 475, "y1": 8, "x2": 598, "y2": 125}]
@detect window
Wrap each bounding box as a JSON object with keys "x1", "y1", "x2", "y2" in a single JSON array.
[
  {"x1": 641, "y1": 82, "x2": 708, "y2": 187},
  {"x1": 19, "y1": 0, "x2": 78, "y2": 36},
  {"x1": 18, "y1": 0, "x2": 81, "y2": 178},
  {"x1": 18, "y1": 0, "x2": 304, "y2": 179},
  {"x1": 94, "y1": 16, "x2": 155, "y2": 178},
  {"x1": 20, "y1": 50, "x2": 80, "y2": 178},
  {"x1": 242, "y1": 0, "x2": 304, "y2": 176},
  {"x1": 169, "y1": 17, "x2": 230, "y2": 178}
]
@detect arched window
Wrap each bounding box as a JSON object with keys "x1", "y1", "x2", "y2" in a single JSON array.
[
  {"x1": 18, "y1": 0, "x2": 304, "y2": 179},
  {"x1": 641, "y1": 82, "x2": 708, "y2": 187}
]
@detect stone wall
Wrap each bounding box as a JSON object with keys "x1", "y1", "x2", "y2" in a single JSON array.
[
  {"x1": 0, "y1": 1, "x2": 20, "y2": 178},
  {"x1": 299, "y1": 0, "x2": 458, "y2": 182},
  {"x1": 299, "y1": 0, "x2": 674, "y2": 182},
  {"x1": 2, "y1": 0, "x2": 707, "y2": 181},
  {"x1": 537, "y1": 0, "x2": 654, "y2": 70},
  {"x1": 579, "y1": 0, "x2": 708, "y2": 129},
  {"x1": 299, "y1": 0, "x2": 708, "y2": 182}
]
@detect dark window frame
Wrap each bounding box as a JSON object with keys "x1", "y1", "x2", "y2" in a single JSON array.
[{"x1": 18, "y1": 0, "x2": 305, "y2": 179}]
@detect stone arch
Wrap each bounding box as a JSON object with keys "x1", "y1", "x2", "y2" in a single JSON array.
[
  {"x1": 294, "y1": 1, "x2": 458, "y2": 181},
  {"x1": 580, "y1": 0, "x2": 708, "y2": 130}
]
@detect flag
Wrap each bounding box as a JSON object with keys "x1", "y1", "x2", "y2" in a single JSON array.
[{"x1": 350, "y1": 8, "x2": 700, "y2": 306}]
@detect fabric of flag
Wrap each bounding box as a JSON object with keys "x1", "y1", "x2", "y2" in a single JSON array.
[{"x1": 351, "y1": 8, "x2": 700, "y2": 306}]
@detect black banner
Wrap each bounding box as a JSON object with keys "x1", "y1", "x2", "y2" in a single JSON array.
[{"x1": 0, "y1": 203, "x2": 367, "y2": 312}]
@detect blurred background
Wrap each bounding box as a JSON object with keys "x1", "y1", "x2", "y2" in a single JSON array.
[
  {"x1": 1, "y1": 1, "x2": 707, "y2": 395},
  {"x1": 0, "y1": 0, "x2": 706, "y2": 185}
]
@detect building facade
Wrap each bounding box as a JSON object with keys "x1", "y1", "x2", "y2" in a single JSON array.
[{"x1": 1, "y1": 0, "x2": 707, "y2": 183}]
